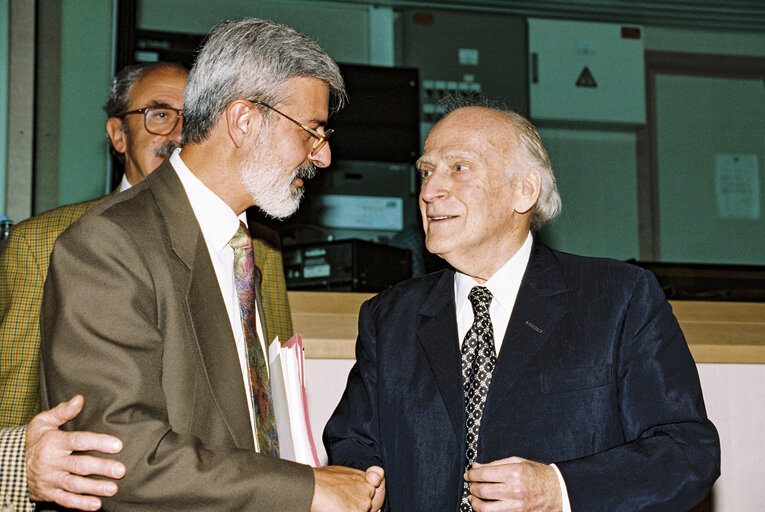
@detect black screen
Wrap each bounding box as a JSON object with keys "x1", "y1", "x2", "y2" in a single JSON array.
[{"x1": 330, "y1": 64, "x2": 420, "y2": 163}]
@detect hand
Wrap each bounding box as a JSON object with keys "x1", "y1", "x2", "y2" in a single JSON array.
[
  {"x1": 465, "y1": 456, "x2": 562, "y2": 512},
  {"x1": 310, "y1": 465, "x2": 376, "y2": 512},
  {"x1": 26, "y1": 395, "x2": 126, "y2": 511},
  {"x1": 365, "y1": 466, "x2": 385, "y2": 511}
]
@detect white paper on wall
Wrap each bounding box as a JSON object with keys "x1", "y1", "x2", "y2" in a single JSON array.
[{"x1": 715, "y1": 154, "x2": 760, "y2": 219}]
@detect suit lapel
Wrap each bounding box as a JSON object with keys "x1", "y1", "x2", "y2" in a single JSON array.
[
  {"x1": 149, "y1": 161, "x2": 254, "y2": 450},
  {"x1": 417, "y1": 270, "x2": 464, "y2": 441},
  {"x1": 487, "y1": 241, "x2": 570, "y2": 406}
]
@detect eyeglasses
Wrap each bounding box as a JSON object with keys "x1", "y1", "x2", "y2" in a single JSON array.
[
  {"x1": 117, "y1": 106, "x2": 183, "y2": 136},
  {"x1": 251, "y1": 100, "x2": 333, "y2": 156}
]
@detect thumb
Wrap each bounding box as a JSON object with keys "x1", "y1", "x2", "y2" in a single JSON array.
[
  {"x1": 43, "y1": 395, "x2": 85, "y2": 427},
  {"x1": 365, "y1": 466, "x2": 384, "y2": 486}
]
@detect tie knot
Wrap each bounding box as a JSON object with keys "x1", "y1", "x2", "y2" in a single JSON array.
[
  {"x1": 229, "y1": 222, "x2": 251, "y2": 252},
  {"x1": 468, "y1": 286, "x2": 493, "y2": 313}
]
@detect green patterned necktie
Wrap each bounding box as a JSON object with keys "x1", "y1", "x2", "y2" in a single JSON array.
[{"x1": 229, "y1": 222, "x2": 279, "y2": 457}]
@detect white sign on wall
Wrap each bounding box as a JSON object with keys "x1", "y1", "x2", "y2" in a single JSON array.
[{"x1": 714, "y1": 154, "x2": 760, "y2": 220}]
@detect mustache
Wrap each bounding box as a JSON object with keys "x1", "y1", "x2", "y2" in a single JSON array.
[
  {"x1": 295, "y1": 163, "x2": 317, "y2": 181},
  {"x1": 155, "y1": 141, "x2": 181, "y2": 159}
]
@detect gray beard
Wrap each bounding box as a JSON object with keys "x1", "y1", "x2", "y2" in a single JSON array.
[{"x1": 240, "y1": 149, "x2": 316, "y2": 220}]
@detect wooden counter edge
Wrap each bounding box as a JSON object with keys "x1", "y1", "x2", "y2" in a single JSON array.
[{"x1": 290, "y1": 292, "x2": 765, "y2": 363}]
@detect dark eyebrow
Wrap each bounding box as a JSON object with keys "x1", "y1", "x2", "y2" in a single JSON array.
[
  {"x1": 305, "y1": 117, "x2": 327, "y2": 128},
  {"x1": 147, "y1": 101, "x2": 177, "y2": 109}
]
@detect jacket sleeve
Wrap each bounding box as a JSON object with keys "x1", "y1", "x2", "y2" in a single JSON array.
[
  {"x1": 0, "y1": 225, "x2": 45, "y2": 426},
  {"x1": 0, "y1": 426, "x2": 34, "y2": 512},
  {"x1": 323, "y1": 299, "x2": 384, "y2": 473},
  {"x1": 556, "y1": 270, "x2": 720, "y2": 511}
]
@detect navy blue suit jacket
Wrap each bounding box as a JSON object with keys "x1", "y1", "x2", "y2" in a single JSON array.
[{"x1": 324, "y1": 240, "x2": 719, "y2": 511}]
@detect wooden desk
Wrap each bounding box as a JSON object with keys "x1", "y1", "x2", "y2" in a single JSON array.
[{"x1": 290, "y1": 291, "x2": 765, "y2": 363}]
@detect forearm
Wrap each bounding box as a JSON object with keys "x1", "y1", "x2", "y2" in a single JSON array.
[
  {"x1": 324, "y1": 302, "x2": 383, "y2": 471},
  {"x1": 557, "y1": 419, "x2": 718, "y2": 511},
  {"x1": 0, "y1": 426, "x2": 33, "y2": 512}
]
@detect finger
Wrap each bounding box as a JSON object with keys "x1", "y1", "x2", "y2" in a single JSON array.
[
  {"x1": 59, "y1": 472, "x2": 120, "y2": 497},
  {"x1": 66, "y1": 453, "x2": 126, "y2": 479},
  {"x1": 47, "y1": 489, "x2": 103, "y2": 512},
  {"x1": 470, "y1": 495, "x2": 508, "y2": 512},
  {"x1": 468, "y1": 481, "x2": 505, "y2": 502},
  {"x1": 30, "y1": 396, "x2": 85, "y2": 430},
  {"x1": 64, "y1": 431, "x2": 123, "y2": 454},
  {"x1": 476, "y1": 456, "x2": 525, "y2": 467},
  {"x1": 45, "y1": 395, "x2": 86, "y2": 427},
  {"x1": 365, "y1": 465, "x2": 384, "y2": 487},
  {"x1": 466, "y1": 463, "x2": 513, "y2": 484},
  {"x1": 371, "y1": 483, "x2": 386, "y2": 512}
]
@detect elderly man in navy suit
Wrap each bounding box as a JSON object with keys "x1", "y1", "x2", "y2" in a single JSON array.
[{"x1": 324, "y1": 98, "x2": 719, "y2": 512}]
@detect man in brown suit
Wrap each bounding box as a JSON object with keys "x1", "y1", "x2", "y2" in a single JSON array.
[
  {"x1": 2, "y1": 60, "x2": 297, "y2": 511},
  {"x1": 40, "y1": 18, "x2": 384, "y2": 512}
]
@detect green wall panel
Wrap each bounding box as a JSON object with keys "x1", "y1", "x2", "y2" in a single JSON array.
[{"x1": 57, "y1": 0, "x2": 113, "y2": 205}]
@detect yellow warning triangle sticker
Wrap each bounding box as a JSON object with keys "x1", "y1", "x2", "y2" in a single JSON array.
[{"x1": 576, "y1": 66, "x2": 597, "y2": 88}]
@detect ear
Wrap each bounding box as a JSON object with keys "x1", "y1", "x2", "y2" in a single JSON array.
[
  {"x1": 105, "y1": 117, "x2": 127, "y2": 154},
  {"x1": 513, "y1": 168, "x2": 542, "y2": 215},
  {"x1": 226, "y1": 100, "x2": 262, "y2": 148}
]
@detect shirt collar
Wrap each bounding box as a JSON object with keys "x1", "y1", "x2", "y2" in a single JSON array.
[
  {"x1": 119, "y1": 173, "x2": 132, "y2": 192},
  {"x1": 169, "y1": 148, "x2": 246, "y2": 251},
  {"x1": 454, "y1": 232, "x2": 533, "y2": 311}
]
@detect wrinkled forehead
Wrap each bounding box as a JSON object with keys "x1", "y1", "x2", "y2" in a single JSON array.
[
  {"x1": 422, "y1": 107, "x2": 517, "y2": 162},
  {"x1": 129, "y1": 67, "x2": 188, "y2": 108}
]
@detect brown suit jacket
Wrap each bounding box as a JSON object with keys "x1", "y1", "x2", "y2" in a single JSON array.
[
  {"x1": 0, "y1": 190, "x2": 293, "y2": 428},
  {"x1": 39, "y1": 161, "x2": 313, "y2": 511}
]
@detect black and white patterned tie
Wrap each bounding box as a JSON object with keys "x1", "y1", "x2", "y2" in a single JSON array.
[{"x1": 460, "y1": 286, "x2": 497, "y2": 512}]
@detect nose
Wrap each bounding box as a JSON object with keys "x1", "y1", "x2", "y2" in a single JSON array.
[
  {"x1": 308, "y1": 141, "x2": 331, "y2": 168},
  {"x1": 419, "y1": 171, "x2": 447, "y2": 203}
]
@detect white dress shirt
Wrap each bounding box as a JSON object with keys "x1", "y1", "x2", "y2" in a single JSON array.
[
  {"x1": 453, "y1": 232, "x2": 571, "y2": 511},
  {"x1": 169, "y1": 149, "x2": 267, "y2": 452},
  {"x1": 118, "y1": 173, "x2": 132, "y2": 192}
]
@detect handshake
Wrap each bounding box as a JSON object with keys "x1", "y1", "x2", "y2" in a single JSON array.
[{"x1": 311, "y1": 465, "x2": 385, "y2": 512}]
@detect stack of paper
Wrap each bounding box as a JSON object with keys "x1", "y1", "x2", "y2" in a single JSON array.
[{"x1": 268, "y1": 334, "x2": 321, "y2": 467}]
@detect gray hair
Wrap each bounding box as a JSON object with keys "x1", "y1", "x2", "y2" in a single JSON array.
[
  {"x1": 182, "y1": 18, "x2": 347, "y2": 144},
  {"x1": 102, "y1": 62, "x2": 187, "y2": 119},
  {"x1": 440, "y1": 95, "x2": 562, "y2": 230}
]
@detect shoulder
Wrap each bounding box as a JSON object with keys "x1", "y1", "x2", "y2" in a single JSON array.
[
  {"x1": 64, "y1": 172, "x2": 174, "y2": 244},
  {"x1": 4, "y1": 197, "x2": 108, "y2": 266},
  {"x1": 364, "y1": 269, "x2": 452, "y2": 315},
  {"x1": 536, "y1": 242, "x2": 664, "y2": 304},
  {"x1": 248, "y1": 221, "x2": 282, "y2": 254},
  {"x1": 550, "y1": 246, "x2": 646, "y2": 278},
  {"x1": 11, "y1": 196, "x2": 106, "y2": 238}
]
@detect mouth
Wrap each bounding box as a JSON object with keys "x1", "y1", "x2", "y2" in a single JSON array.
[
  {"x1": 428, "y1": 215, "x2": 457, "y2": 221},
  {"x1": 291, "y1": 163, "x2": 317, "y2": 189}
]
